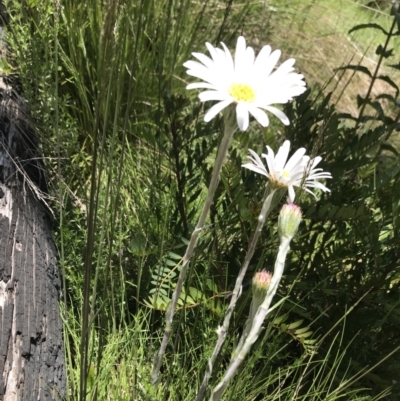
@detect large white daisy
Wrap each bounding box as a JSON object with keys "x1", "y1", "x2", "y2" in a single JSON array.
[
  {"x1": 242, "y1": 140, "x2": 332, "y2": 202},
  {"x1": 183, "y1": 36, "x2": 307, "y2": 131}
]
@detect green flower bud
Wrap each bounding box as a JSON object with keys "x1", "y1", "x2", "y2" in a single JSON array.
[
  {"x1": 252, "y1": 269, "x2": 272, "y2": 298},
  {"x1": 278, "y1": 203, "x2": 302, "y2": 240}
]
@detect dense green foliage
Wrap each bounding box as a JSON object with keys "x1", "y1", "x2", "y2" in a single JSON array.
[{"x1": 3, "y1": 0, "x2": 400, "y2": 400}]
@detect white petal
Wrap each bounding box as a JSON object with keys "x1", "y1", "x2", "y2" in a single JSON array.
[
  {"x1": 204, "y1": 100, "x2": 232, "y2": 122},
  {"x1": 309, "y1": 156, "x2": 322, "y2": 170},
  {"x1": 206, "y1": 42, "x2": 219, "y2": 63},
  {"x1": 248, "y1": 105, "x2": 270, "y2": 127},
  {"x1": 284, "y1": 147, "x2": 306, "y2": 172},
  {"x1": 187, "y1": 82, "x2": 216, "y2": 90},
  {"x1": 275, "y1": 141, "x2": 291, "y2": 172},
  {"x1": 305, "y1": 181, "x2": 331, "y2": 192},
  {"x1": 221, "y1": 42, "x2": 234, "y2": 72},
  {"x1": 280, "y1": 57, "x2": 296, "y2": 70},
  {"x1": 215, "y1": 47, "x2": 228, "y2": 64},
  {"x1": 264, "y1": 106, "x2": 290, "y2": 125},
  {"x1": 192, "y1": 52, "x2": 214, "y2": 69},
  {"x1": 258, "y1": 71, "x2": 306, "y2": 105},
  {"x1": 302, "y1": 155, "x2": 311, "y2": 166},
  {"x1": 242, "y1": 163, "x2": 269, "y2": 177},
  {"x1": 186, "y1": 68, "x2": 220, "y2": 86},
  {"x1": 262, "y1": 146, "x2": 276, "y2": 174},
  {"x1": 269, "y1": 58, "x2": 296, "y2": 78},
  {"x1": 291, "y1": 171, "x2": 308, "y2": 185},
  {"x1": 247, "y1": 148, "x2": 266, "y2": 170},
  {"x1": 288, "y1": 186, "x2": 296, "y2": 203},
  {"x1": 199, "y1": 90, "x2": 231, "y2": 102},
  {"x1": 307, "y1": 172, "x2": 332, "y2": 180},
  {"x1": 183, "y1": 60, "x2": 208, "y2": 71},
  {"x1": 253, "y1": 45, "x2": 272, "y2": 75},
  {"x1": 242, "y1": 46, "x2": 255, "y2": 78},
  {"x1": 236, "y1": 103, "x2": 250, "y2": 131},
  {"x1": 303, "y1": 187, "x2": 319, "y2": 199},
  {"x1": 263, "y1": 49, "x2": 281, "y2": 78},
  {"x1": 234, "y1": 36, "x2": 247, "y2": 79}
]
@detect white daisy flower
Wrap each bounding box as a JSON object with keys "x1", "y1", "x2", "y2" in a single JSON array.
[
  {"x1": 183, "y1": 36, "x2": 306, "y2": 131},
  {"x1": 242, "y1": 140, "x2": 332, "y2": 202}
]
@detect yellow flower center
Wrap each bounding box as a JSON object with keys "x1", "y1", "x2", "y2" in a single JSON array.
[
  {"x1": 229, "y1": 83, "x2": 255, "y2": 103},
  {"x1": 281, "y1": 170, "x2": 291, "y2": 179}
]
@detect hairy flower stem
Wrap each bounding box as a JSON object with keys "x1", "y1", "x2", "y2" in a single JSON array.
[
  {"x1": 195, "y1": 187, "x2": 282, "y2": 401},
  {"x1": 151, "y1": 110, "x2": 237, "y2": 384},
  {"x1": 209, "y1": 235, "x2": 293, "y2": 401},
  {"x1": 235, "y1": 273, "x2": 269, "y2": 357}
]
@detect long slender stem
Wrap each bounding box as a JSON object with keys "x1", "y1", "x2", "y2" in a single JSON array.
[
  {"x1": 209, "y1": 235, "x2": 292, "y2": 401},
  {"x1": 151, "y1": 111, "x2": 237, "y2": 384},
  {"x1": 195, "y1": 187, "x2": 283, "y2": 401},
  {"x1": 234, "y1": 283, "x2": 265, "y2": 358}
]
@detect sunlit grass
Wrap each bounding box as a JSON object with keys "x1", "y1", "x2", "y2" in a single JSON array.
[{"x1": 245, "y1": 0, "x2": 400, "y2": 116}]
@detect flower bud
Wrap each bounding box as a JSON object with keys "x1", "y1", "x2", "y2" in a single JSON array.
[
  {"x1": 278, "y1": 203, "x2": 302, "y2": 240},
  {"x1": 252, "y1": 269, "x2": 272, "y2": 298}
]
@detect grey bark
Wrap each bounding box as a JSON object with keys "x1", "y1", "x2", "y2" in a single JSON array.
[{"x1": 0, "y1": 21, "x2": 66, "y2": 401}]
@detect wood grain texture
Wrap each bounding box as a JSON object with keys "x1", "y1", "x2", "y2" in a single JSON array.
[{"x1": 0, "y1": 48, "x2": 66, "y2": 401}]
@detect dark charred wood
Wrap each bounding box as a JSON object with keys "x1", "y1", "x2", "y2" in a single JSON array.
[{"x1": 0, "y1": 12, "x2": 66, "y2": 401}]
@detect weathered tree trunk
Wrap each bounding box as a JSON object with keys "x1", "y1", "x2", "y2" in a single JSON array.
[{"x1": 0, "y1": 19, "x2": 66, "y2": 401}]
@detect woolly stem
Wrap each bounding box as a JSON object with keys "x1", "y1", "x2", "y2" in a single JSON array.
[
  {"x1": 151, "y1": 110, "x2": 237, "y2": 384},
  {"x1": 195, "y1": 187, "x2": 283, "y2": 401},
  {"x1": 209, "y1": 235, "x2": 292, "y2": 401}
]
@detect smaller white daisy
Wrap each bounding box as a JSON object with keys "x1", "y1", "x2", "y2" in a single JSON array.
[
  {"x1": 242, "y1": 140, "x2": 332, "y2": 202},
  {"x1": 183, "y1": 36, "x2": 306, "y2": 131}
]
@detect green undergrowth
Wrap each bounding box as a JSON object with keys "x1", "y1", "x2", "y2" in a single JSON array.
[
  {"x1": 246, "y1": 0, "x2": 400, "y2": 116},
  {"x1": 3, "y1": 0, "x2": 400, "y2": 400}
]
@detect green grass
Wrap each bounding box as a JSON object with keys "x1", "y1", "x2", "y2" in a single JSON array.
[{"x1": 246, "y1": 0, "x2": 400, "y2": 115}]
